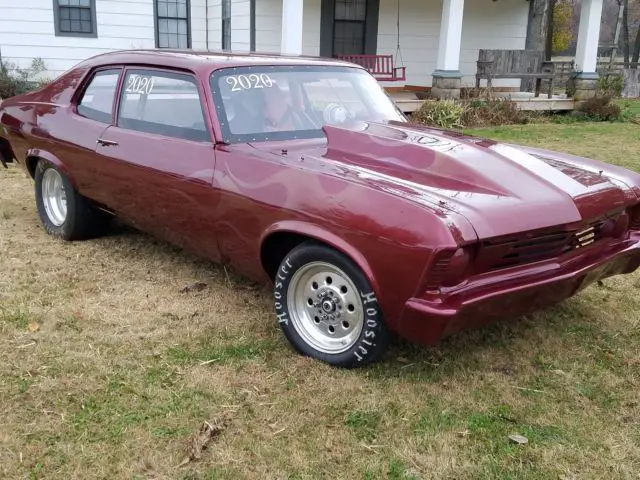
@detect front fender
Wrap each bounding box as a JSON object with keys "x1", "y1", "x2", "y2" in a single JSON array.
[{"x1": 260, "y1": 220, "x2": 380, "y2": 295}]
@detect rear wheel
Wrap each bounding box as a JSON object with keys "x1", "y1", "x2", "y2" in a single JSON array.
[
  {"x1": 35, "y1": 160, "x2": 109, "y2": 240},
  {"x1": 274, "y1": 243, "x2": 389, "y2": 368}
]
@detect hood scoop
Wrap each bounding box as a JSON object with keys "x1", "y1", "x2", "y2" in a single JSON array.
[{"x1": 322, "y1": 123, "x2": 510, "y2": 197}]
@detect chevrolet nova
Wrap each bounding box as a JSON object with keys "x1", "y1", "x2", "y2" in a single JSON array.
[{"x1": 1, "y1": 50, "x2": 640, "y2": 368}]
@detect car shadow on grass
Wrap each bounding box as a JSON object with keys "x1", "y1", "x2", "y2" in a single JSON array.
[{"x1": 87, "y1": 223, "x2": 627, "y2": 381}]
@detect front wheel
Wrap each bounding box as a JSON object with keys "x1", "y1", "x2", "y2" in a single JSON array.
[{"x1": 274, "y1": 243, "x2": 389, "y2": 368}]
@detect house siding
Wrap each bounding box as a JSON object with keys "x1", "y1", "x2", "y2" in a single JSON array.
[
  {"x1": 0, "y1": 0, "x2": 156, "y2": 76},
  {"x1": 0, "y1": 0, "x2": 529, "y2": 85},
  {"x1": 376, "y1": 0, "x2": 529, "y2": 86},
  {"x1": 0, "y1": 0, "x2": 210, "y2": 76},
  {"x1": 255, "y1": 0, "x2": 321, "y2": 56}
]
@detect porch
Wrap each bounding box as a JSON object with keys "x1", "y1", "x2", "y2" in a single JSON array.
[{"x1": 276, "y1": 0, "x2": 605, "y2": 102}]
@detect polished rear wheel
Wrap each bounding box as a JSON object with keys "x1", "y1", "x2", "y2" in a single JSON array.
[
  {"x1": 41, "y1": 168, "x2": 68, "y2": 226},
  {"x1": 35, "y1": 160, "x2": 110, "y2": 240}
]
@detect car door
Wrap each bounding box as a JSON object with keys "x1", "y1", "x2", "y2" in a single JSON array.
[
  {"x1": 48, "y1": 68, "x2": 122, "y2": 196},
  {"x1": 93, "y1": 67, "x2": 222, "y2": 262}
]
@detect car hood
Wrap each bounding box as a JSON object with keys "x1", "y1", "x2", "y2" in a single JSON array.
[{"x1": 250, "y1": 121, "x2": 640, "y2": 240}]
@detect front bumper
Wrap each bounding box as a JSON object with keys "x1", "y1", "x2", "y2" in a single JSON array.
[{"x1": 397, "y1": 232, "x2": 640, "y2": 345}]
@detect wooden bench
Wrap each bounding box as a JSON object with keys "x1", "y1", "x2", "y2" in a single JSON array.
[
  {"x1": 337, "y1": 54, "x2": 406, "y2": 82},
  {"x1": 475, "y1": 49, "x2": 556, "y2": 98}
]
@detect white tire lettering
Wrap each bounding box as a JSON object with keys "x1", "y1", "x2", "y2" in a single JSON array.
[
  {"x1": 366, "y1": 308, "x2": 377, "y2": 317},
  {"x1": 274, "y1": 291, "x2": 282, "y2": 300},
  {"x1": 366, "y1": 319, "x2": 377, "y2": 328},
  {"x1": 285, "y1": 258, "x2": 293, "y2": 268},
  {"x1": 362, "y1": 339, "x2": 373, "y2": 346},
  {"x1": 277, "y1": 311, "x2": 288, "y2": 324},
  {"x1": 281, "y1": 265, "x2": 289, "y2": 275},
  {"x1": 277, "y1": 272, "x2": 286, "y2": 281},
  {"x1": 360, "y1": 291, "x2": 377, "y2": 305},
  {"x1": 358, "y1": 345, "x2": 368, "y2": 355},
  {"x1": 275, "y1": 281, "x2": 283, "y2": 290},
  {"x1": 365, "y1": 330, "x2": 376, "y2": 339},
  {"x1": 354, "y1": 351, "x2": 363, "y2": 362}
]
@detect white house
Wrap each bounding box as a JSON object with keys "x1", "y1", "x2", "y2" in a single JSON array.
[{"x1": 0, "y1": 0, "x2": 604, "y2": 98}]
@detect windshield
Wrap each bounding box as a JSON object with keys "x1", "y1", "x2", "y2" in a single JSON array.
[{"x1": 210, "y1": 65, "x2": 406, "y2": 143}]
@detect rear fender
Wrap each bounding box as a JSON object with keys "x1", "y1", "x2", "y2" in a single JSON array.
[{"x1": 25, "y1": 148, "x2": 79, "y2": 187}]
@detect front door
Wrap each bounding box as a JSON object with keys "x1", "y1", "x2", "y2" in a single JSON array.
[
  {"x1": 320, "y1": 0, "x2": 379, "y2": 57},
  {"x1": 93, "y1": 68, "x2": 222, "y2": 262}
]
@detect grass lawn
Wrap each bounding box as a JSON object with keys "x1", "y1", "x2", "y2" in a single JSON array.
[{"x1": 1, "y1": 122, "x2": 640, "y2": 479}]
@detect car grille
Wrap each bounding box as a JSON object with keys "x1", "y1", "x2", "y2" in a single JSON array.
[{"x1": 482, "y1": 220, "x2": 607, "y2": 270}]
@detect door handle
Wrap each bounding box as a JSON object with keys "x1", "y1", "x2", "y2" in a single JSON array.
[{"x1": 97, "y1": 138, "x2": 118, "y2": 147}]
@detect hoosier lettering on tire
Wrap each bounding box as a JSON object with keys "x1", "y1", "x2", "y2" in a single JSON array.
[{"x1": 273, "y1": 242, "x2": 389, "y2": 368}]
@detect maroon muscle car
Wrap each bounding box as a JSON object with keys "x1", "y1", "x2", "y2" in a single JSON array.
[{"x1": 2, "y1": 50, "x2": 640, "y2": 368}]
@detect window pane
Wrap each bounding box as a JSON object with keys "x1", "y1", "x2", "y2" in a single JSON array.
[
  {"x1": 333, "y1": 21, "x2": 365, "y2": 55},
  {"x1": 70, "y1": 0, "x2": 79, "y2": 6},
  {"x1": 60, "y1": 7, "x2": 70, "y2": 20},
  {"x1": 80, "y1": 8, "x2": 90, "y2": 20},
  {"x1": 58, "y1": 0, "x2": 70, "y2": 5},
  {"x1": 168, "y1": 35, "x2": 178, "y2": 48},
  {"x1": 168, "y1": 19, "x2": 178, "y2": 34},
  {"x1": 178, "y1": 34, "x2": 188, "y2": 49},
  {"x1": 60, "y1": 19, "x2": 71, "y2": 31},
  {"x1": 79, "y1": 0, "x2": 91, "y2": 6},
  {"x1": 159, "y1": 33, "x2": 169, "y2": 47},
  {"x1": 158, "y1": 19, "x2": 168, "y2": 33},
  {"x1": 81, "y1": 20, "x2": 91, "y2": 32},
  {"x1": 157, "y1": 2, "x2": 167, "y2": 16},
  {"x1": 118, "y1": 70, "x2": 208, "y2": 141},
  {"x1": 177, "y1": 3, "x2": 187, "y2": 18},
  {"x1": 178, "y1": 20, "x2": 187, "y2": 35},
  {"x1": 70, "y1": 8, "x2": 80, "y2": 20},
  {"x1": 167, "y1": 2, "x2": 177, "y2": 17},
  {"x1": 78, "y1": 70, "x2": 120, "y2": 123},
  {"x1": 335, "y1": 0, "x2": 366, "y2": 21}
]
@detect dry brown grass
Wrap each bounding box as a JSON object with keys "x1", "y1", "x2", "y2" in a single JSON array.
[{"x1": 1, "y1": 124, "x2": 640, "y2": 479}]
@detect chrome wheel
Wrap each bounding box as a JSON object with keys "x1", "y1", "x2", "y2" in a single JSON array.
[
  {"x1": 287, "y1": 261, "x2": 364, "y2": 354},
  {"x1": 41, "y1": 168, "x2": 67, "y2": 227}
]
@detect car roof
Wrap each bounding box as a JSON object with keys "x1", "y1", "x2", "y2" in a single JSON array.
[{"x1": 79, "y1": 49, "x2": 362, "y2": 74}]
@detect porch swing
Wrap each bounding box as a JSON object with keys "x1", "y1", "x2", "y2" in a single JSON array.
[{"x1": 337, "y1": 0, "x2": 406, "y2": 82}]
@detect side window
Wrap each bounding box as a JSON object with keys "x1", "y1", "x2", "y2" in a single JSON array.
[
  {"x1": 77, "y1": 69, "x2": 121, "y2": 124},
  {"x1": 118, "y1": 70, "x2": 209, "y2": 142}
]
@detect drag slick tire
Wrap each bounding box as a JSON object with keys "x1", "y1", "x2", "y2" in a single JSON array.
[
  {"x1": 274, "y1": 242, "x2": 389, "y2": 368},
  {"x1": 35, "y1": 160, "x2": 108, "y2": 240}
]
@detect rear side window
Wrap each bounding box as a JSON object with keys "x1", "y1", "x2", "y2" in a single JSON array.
[
  {"x1": 77, "y1": 69, "x2": 121, "y2": 123},
  {"x1": 117, "y1": 69, "x2": 209, "y2": 142}
]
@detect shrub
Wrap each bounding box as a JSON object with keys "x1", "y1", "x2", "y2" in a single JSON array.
[
  {"x1": 412, "y1": 99, "x2": 467, "y2": 129},
  {"x1": 411, "y1": 97, "x2": 531, "y2": 129},
  {"x1": 597, "y1": 74, "x2": 624, "y2": 98},
  {"x1": 0, "y1": 58, "x2": 50, "y2": 99},
  {"x1": 576, "y1": 96, "x2": 622, "y2": 121},
  {"x1": 461, "y1": 98, "x2": 527, "y2": 128}
]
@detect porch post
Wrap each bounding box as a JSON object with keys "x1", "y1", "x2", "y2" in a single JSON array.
[
  {"x1": 281, "y1": 0, "x2": 304, "y2": 55},
  {"x1": 432, "y1": 0, "x2": 464, "y2": 99},
  {"x1": 570, "y1": 0, "x2": 603, "y2": 100}
]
